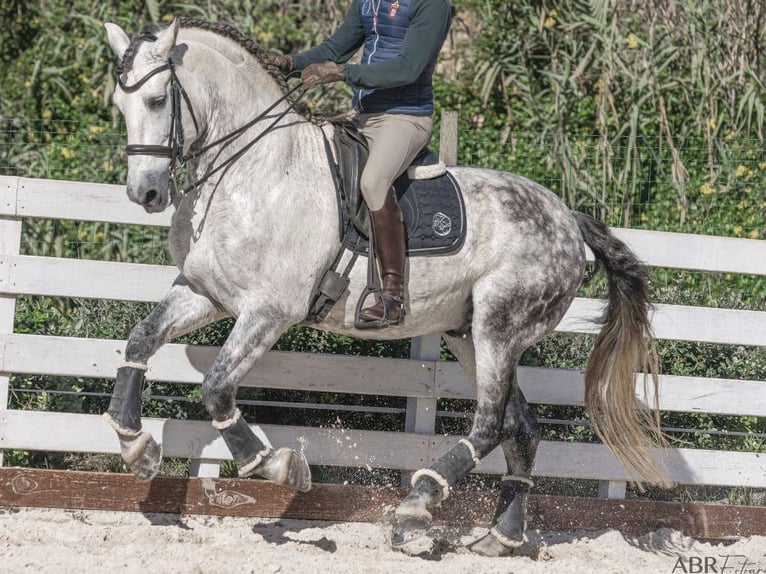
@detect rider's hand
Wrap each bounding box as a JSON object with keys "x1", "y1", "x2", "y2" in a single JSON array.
[
  {"x1": 265, "y1": 53, "x2": 293, "y2": 75},
  {"x1": 301, "y1": 62, "x2": 346, "y2": 87}
]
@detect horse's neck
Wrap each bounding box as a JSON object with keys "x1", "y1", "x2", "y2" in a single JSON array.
[
  {"x1": 174, "y1": 30, "x2": 337, "y2": 242},
  {"x1": 177, "y1": 30, "x2": 330, "y2": 199}
]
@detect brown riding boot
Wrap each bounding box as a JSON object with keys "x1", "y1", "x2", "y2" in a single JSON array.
[{"x1": 359, "y1": 188, "x2": 406, "y2": 325}]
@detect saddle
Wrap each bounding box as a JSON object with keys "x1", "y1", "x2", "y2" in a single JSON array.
[{"x1": 309, "y1": 121, "x2": 467, "y2": 323}]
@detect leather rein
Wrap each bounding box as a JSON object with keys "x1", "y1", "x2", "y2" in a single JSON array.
[{"x1": 116, "y1": 57, "x2": 306, "y2": 196}]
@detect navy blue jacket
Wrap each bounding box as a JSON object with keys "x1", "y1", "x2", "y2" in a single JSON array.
[{"x1": 293, "y1": 0, "x2": 452, "y2": 115}]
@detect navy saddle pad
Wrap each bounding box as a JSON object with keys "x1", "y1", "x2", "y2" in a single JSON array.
[{"x1": 345, "y1": 170, "x2": 466, "y2": 257}]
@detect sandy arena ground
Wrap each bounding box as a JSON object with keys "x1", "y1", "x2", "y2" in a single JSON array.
[{"x1": 1, "y1": 507, "x2": 765, "y2": 573}]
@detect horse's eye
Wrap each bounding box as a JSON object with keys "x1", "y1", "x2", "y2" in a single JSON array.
[{"x1": 148, "y1": 95, "x2": 167, "y2": 109}]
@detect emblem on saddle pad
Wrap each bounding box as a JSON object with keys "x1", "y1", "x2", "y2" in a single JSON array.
[{"x1": 432, "y1": 212, "x2": 452, "y2": 236}]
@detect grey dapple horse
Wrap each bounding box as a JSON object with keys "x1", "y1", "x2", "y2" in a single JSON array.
[{"x1": 104, "y1": 18, "x2": 670, "y2": 556}]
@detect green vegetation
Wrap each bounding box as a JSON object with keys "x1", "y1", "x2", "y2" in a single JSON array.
[{"x1": 0, "y1": 1, "x2": 764, "y2": 501}]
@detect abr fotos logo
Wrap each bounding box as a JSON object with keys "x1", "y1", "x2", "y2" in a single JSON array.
[{"x1": 672, "y1": 554, "x2": 766, "y2": 574}]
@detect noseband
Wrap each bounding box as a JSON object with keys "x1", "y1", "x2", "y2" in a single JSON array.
[{"x1": 116, "y1": 56, "x2": 305, "y2": 196}]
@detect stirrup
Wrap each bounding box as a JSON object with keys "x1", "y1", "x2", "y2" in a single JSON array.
[{"x1": 354, "y1": 286, "x2": 403, "y2": 329}]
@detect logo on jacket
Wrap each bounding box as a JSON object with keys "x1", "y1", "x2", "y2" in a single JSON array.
[
  {"x1": 361, "y1": 0, "x2": 373, "y2": 15},
  {"x1": 389, "y1": 0, "x2": 400, "y2": 18}
]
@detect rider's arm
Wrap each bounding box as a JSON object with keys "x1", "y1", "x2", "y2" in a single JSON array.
[
  {"x1": 344, "y1": 0, "x2": 451, "y2": 89},
  {"x1": 292, "y1": 0, "x2": 365, "y2": 70}
]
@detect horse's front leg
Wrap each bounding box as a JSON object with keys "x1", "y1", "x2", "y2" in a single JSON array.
[
  {"x1": 104, "y1": 276, "x2": 225, "y2": 481},
  {"x1": 202, "y1": 306, "x2": 311, "y2": 492}
]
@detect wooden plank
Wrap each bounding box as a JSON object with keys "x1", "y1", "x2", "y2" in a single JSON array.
[
  {"x1": 439, "y1": 110, "x2": 459, "y2": 166},
  {"x1": 2, "y1": 410, "x2": 765, "y2": 488},
  {"x1": 0, "y1": 176, "x2": 19, "y2": 215},
  {"x1": 437, "y1": 362, "x2": 766, "y2": 417},
  {"x1": 561, "y1": 298, "x2": 766, "y2": 346},
  {"x1": 0, "y1": 215, "x2": 21, "y2": 467},
  {"x1": 7, "y1": 177, "x2": 765, "y2": 276},
  {"x1": 0, "y1": 410, "x2": 431, "y2": 471},
  {"x1": 0, "y1": 255, "x2": 177, "y2": 302},
  {"x1": 3, "y1": 333, "x2": 764, "y2": 416},
  {"x1": 2, "y1": 253, "x2": 764, "y2": 345},
  {"x1": 404, "y1": 334, "x2": 441, "y2": 485},
  {"x1": 0, "y1": 333, "x2": 436, "y2": 398},
  {"x1": 612, "y1": 228, "x2": 766, "y2": 276},
  {"x1": 1, "y1": 468, "x2": 765, "y2": 539},
  {"x1": 15, "y1": 177, "x2": 172, "y2": 227}
]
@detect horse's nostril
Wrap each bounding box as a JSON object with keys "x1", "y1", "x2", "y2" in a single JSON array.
[{"x1": 144, "y1": 189, "x2": 158, "y2": 204}]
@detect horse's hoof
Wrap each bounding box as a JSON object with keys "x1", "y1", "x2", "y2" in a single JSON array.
[
  {"x1": 258, "y1": 448, "x2": 312, "y2": 492},
  {"x1": 123, "y1": 432, "x2": 163, "y2": 482},
  {"x1": 391, "y1": 506, "x2": 433, "y2": 547},
  {"x1": 469, "y1": 530, "x2": 524, "y2": 557}
]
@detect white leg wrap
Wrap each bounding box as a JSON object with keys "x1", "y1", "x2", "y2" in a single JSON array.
[
  {"x1": 458, "y1": 438, "x2": 482, "y2": 467},
  {"x1": 103, "y1": 412, "x2": 141, "y2": 438},
  {"x1": 119, "y1": 361, "x2": 148, "y2": 371},
  {"x1": 120, "y1": 432, "x2": 158, "y2": 465},
  {"x1": 502, "y1": 474, "x2": 535, "y2": 488},
  {"x1": 211, "y1": 408, "x2": 241, "y2": 430},
  {"x1": 411, "y1": 468, "x2": 451, "y2": 502},
  {"x1": 490, "y1": 527, "x2": 528, "y2": 549},
  {"x1": 237, "y1": 448, "x2": 272, "y2": 477}
]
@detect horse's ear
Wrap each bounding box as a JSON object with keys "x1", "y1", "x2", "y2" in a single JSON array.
[
  {"x1": 153, "y1": 18, "x2": 180, "y2": 60},
  {"x1": 105, "y1": 23, "x2": 130, "y2": 60}
]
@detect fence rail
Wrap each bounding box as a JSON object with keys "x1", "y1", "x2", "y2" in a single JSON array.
[{"x1": 0, "y1": 171, "x2": 765, "y2": 499}]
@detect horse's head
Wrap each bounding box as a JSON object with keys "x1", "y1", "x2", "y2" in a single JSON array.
[{"x1": 106, "y1": 20, "x2": 187, "y2": 213}]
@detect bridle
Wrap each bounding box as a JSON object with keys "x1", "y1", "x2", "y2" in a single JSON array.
[{"x1": 116, "y1": 55, "x2": 306, "y2": 197}]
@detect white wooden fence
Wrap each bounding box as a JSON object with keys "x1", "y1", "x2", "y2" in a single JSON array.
[{"x1": 0, "y1": 173, "x2": 764, "y2": 499}]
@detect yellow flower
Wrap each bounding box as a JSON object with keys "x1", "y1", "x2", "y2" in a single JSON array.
[
  {"x1": 708, "y1": 117, "x2": 716, "y2": 130},
  {"x1": 61, "y1": 147, "x2": 76, "y2": 159},
  {"x1": 699, "y1": 183, "x2": 715, "y2": 195},
  {"x1": 89, "y1": 125, "x2": 104, "y2": 134},
  {"x1": 162, "y1": 14, "x2": 174, "y2": 22},
  {"x1": 42, "y1": 109, "x2": 53, "y2": 119},
  {"x1": 733, "y1": 225, "x2": 742, "y2": 236},
  {"x1": 748, "y1": 230, "x2": 760, "y2": 239},
  {"x1": 626, "y1": 34, "x2": 639, "y2": 49},
  {"x1": 544, "y1": 9, "x2": 557, "y2": 28},
  {"x1": 258, "y1": 31, "x2": 274, "y2": 43},
  {"x1": 759, "y1": 162, "x2": 766, "y2": 170},
  {"x1": 735, "y1": 164, "x2": 754, "y2": 180}
]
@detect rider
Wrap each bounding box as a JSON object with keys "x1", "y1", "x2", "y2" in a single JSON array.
[{"x1": 268, "y1": 0, "x2": 452, "y2": 327}]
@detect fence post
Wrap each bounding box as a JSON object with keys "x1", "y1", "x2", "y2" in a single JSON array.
[
  {"x1": 0, "y1": 177, "x2": 22, "y2": 467},
  {"x1": 189, "y1": 458, "x2": 220, "y2": 478},
  {"x1": 598, "y1": 480, "x2": 627, "y2": 500},
  {"x1": 402, "y1": 111, "x2": 459, "y2": 484}
]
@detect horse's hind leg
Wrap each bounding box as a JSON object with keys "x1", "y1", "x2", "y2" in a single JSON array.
[
  {"x1": 392, "y1": 329, "x2": 519, "y2": 545},
  {"x1": 105, "y1": 276, "x2": 225, "y2": 481},
  {"x1": 201, "y1": 306, "x2": 311, "y2": 491},
  {"x1": 470, "y1": 373, "x2": 539, "y2": 557}
]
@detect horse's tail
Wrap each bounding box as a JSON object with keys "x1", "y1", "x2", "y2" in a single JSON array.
[{"x1": 573, "y1": 212, "x2": 672, "y2": 489}]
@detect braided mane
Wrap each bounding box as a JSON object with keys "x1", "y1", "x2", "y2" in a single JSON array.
[{"x1": 119, "y1": 17, "x2": 309, "y2": 116}]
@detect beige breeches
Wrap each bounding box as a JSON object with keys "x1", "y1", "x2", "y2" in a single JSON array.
[{"x1": 355, "y1": 112, "x2": 434, "y2": 211}]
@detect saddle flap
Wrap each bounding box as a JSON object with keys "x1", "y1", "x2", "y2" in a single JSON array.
[{"x1": 333, "y1": 122, "x2": 370, "y2": 234}]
